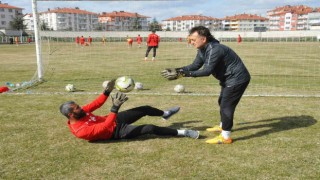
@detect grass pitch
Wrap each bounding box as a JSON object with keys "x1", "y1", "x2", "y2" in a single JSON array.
[{"x1": 0, "y1": 41, "x2": 319, "y2": 179}]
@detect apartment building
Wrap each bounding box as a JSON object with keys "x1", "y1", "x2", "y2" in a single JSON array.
[
  {"x1": 223, "y1": 13, "x2": 268, "y2": 31},
  {"x1": 99, "y1": 11, "x2": 150, "y2": 31},
  {"x1": 23, "y1": 13, "x2": 34, "y2": 30},
  {"x1": 0, "y1": 1, "x2": 23, "y2": 30},
  {"x1": 162, "y1": 15, "x2": 221, "y2": 31},
  {"x1": 267, "y1": 5, "x2": 318, "y2": 31},
  {"x1": 308, "y1": 10, "x2": 320, "y2": 30},
  {"x1": 39, "y1": 7, "x2": 99, "y2": 31}
]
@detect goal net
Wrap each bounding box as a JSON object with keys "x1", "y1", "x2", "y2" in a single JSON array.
[
  {"x1": 3, "y1": 0, "x2": 320, "y2": 98},
  {"x1": 38, "y1": 31, "x2": 320, "y2": 97}
]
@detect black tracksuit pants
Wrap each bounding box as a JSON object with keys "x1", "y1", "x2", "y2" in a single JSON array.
[
  {"x1": 218, "y1": 81, "x2": 250, "y2": 131},
  {"x1": 112, "y1": 106, "x2": 178, "y2": 139}
]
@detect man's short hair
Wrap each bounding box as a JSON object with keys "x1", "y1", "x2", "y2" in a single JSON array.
[
  {"x1": 60, "y1": 101, "x2": 75, "y2": 118},
  {"x1": 189, "y1": 26, "x2": 215, "y2": 42},
  {"x1": 151, "y1": 30, "x2": 156, "y2": 33}
]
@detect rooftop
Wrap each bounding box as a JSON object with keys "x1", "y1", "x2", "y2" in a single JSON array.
[
  {"x1": 163, "y1": 15, "x2": 219, "y2": 21},
  {"x1": 99, "y1": 11, "x2": 150, "y2": 18},
  {"x1": 0, "y1": 2, "x2": 23, "y2": 9},
  {"x1": 224, "y1": 13, "x2": 268, "y2": 20},
  {"x1": 41, "y1": 7, "x2": 98, "y2": 15},
  {"x1": 268, "y1": 5, "x2": 315, "y2": 16}
]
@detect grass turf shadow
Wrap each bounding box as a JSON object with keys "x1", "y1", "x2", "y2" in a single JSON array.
[{"x1": 232, "y1": 115, "x2": 317, "y2": 142}]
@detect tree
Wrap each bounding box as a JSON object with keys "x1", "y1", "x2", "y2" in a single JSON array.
[
  {"x1": 9, "y1": 16, "x2": 26, "y2": 31},
  {"x1": 133, "y1": 17, "x2": 142, "y2": 31},
  {"x1": 40, "y1": 21, "x2": 49, "y2": 31},
  {"x1": 95, "y1": 23, "x2": 104, "y2": 31},
  {"x1": 149, "y1": 18, "x2": 162, "y2": 31}
]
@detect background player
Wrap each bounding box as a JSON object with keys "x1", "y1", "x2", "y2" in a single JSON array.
[{"x1": 145, "y1": 30, "x2": 160, "y2": 61}]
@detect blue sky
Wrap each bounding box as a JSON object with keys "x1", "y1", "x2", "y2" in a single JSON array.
[{"x1": 9, "y1": 0, "x2": 320, "y2": 21}]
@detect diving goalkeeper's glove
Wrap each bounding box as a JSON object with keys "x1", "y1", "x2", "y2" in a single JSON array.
[
  {"x1": 110, "y1": 92, "x2": 128, "y2": 113},
  {"x1": 103, "y1": 79, "x2": 116, "y2": 96}
]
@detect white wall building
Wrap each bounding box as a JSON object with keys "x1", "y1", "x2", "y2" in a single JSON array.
[
  {"x1": 0, "y1": 2, "x2": 23, "y2": 30},
  {"x1": 308, "y1": 12, "x2": 320, "y2": 30},
  {"x1": 162, "y1": 15, "x2": 221, "y2": 31},
  {"x1": 223, "y1": 13, "x2": 269, "y2": 31},
  {"x1": 267, "y1": 5, "x2": 320, "y2": 31},
  {"x1": 39, "y1": 7, "x2": 99, "y2": 31},
  {"x1": 23, "y1": 13, "x2": 34, "y2": 31},
  {"x1": 99, "y1": 11, "x2": 150, "y2": 31}
]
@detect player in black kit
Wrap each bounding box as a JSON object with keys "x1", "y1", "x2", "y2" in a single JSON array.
[{"x1": 161, "y1": 26, "x2": 251, "y2": 144}]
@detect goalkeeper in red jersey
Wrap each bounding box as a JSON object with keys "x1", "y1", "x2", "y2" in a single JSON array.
[{"x1": 60, "y1": 79, "x2": 199, "y2": 142}]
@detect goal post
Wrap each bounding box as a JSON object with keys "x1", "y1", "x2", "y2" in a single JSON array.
[{"x1": 32, "y1": 0, "x2": 43, "y2": 81}]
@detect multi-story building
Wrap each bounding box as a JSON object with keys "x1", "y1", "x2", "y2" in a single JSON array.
[
  {"x1": 267, "y1": 5, "x2": 316, "y2": 31},
  {"x1": 0, "y1": 2, "x2": 23, "y2": 30},
  {"x1": 307, "y1": 8, "x2": 320, "y2": 30},
  {"x1": 39, "y1": 7, "x2": 99, "y2": 31},
  {"x1": 162, "y1": 15, "x2": 221, "y2": 31},
  {"x1": 223, "y1": 13, "x2": 268, "y2": 31},
  {"x1": 99, "y1": 11, "x2": 150, "y2": 31},
  {"x1": 23, "y1": 13, "x2": 34, "y2": 31}
]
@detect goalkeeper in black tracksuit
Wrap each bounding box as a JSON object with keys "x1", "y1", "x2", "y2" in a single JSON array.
[{"x1": 161, "y1": 26, "x2": 251, "y2": 144}]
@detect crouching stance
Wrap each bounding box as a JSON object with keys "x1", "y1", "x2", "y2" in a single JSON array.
[{"x1": 59, "y1": 79, "x2": 199, "y2": 142}]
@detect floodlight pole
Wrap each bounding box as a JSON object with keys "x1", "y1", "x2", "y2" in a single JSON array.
[{"x1": 32, "y1": 0, "x2": 43, "y2": 81}]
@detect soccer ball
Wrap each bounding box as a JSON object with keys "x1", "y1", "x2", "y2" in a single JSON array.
[
  {"x1": 102, "y1": 80, "x2": 110, "y2": 89},
  {"x1": 65, "y1": 84, "x2": 75, "y2": 92},
  {"x1": 134, "y1": 82, "x2": 143, "y2": 90},
  {"x1": 174, "y1": 84, "x2": 185, "y2": 93},
  {"x1": 115, "y1": 76, "x2": 135, "y2": 93}
]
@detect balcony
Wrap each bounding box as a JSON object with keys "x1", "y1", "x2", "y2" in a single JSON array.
[{"x1": 57, "y1": 15, "x2": 67, "y2": 19}]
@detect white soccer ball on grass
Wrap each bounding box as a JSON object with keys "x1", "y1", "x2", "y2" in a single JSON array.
[
  {"x1": 174, "y1": 84, "x2": 185, "y2": 93},
  {"x1": 134, "y1": 82, "x2": 143, "y2": 90},
  {"x1": 115, "y1": 76, "x2": 135, "y2": 93},
  {"x1": 65, "y1": 84, "x2": 75, "y2": 92}
]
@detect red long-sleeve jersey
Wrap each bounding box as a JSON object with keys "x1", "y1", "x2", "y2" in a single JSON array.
[
  {"x1": 68, "y1": 94, "x2": 117, "y2": 141},
  {"x1": 147, "y1": 33, "x2": 160, "y2": 46},
  {"x1": 136, "y1": 36, "x2": 142, "y2": 43}
]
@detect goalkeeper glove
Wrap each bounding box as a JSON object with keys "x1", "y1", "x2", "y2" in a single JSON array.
[
  {"x1": 110, "y1": 92, "x2": 128, "y2": 113},
  {"x1": 103, "y1": 79, "x2": 116, "y2": 96},
  {"x1": 160, "y1": 68, "x2": 191, "y2": 80}
]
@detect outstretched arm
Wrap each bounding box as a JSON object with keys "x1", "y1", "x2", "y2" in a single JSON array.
[
  {"x1": 82, "y1": 79, "x2": 116, "y2": 112},
  {"x1": 181, "y1": 48, "x2": 222, "y2": 77},
  {"x1": 161, "y1": 53, "x2": 204, "y2": 80}
]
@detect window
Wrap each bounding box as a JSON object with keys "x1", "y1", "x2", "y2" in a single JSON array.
[
  {"x1": 1, "y1": 21, "x2": 6, "y2": 25},
  {"x1": 0, "y1": 8, "x2": 4, "y2": 12},
  {"x1": 1, "y1": 14, "x2": 5, "y2": 18},
  {"x1": 9, "y1": 9, "x2": 12, "y2": 12}
]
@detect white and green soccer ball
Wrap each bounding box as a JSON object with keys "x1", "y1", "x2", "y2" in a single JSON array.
[
  {"x1": 174, "y1": 84, "x2": 185, "y2": 93},
  {"x1": 134, "y1": 82, "x2": 143, "y2": 90},
  {"x1": 115, "y1": 76, "x2": 135, "y2": 93},
  {"x1": 65, "y1": 84, "x2": 75, "y2": 92}
]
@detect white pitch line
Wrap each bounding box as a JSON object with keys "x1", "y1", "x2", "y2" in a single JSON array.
[{"x1": 2, "y1": 91, "x2": 320, "y2": 98}]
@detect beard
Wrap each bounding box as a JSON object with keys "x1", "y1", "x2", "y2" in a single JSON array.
[{"x1": 73, "y1": 109, "x2": 86, "y2": 120}]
